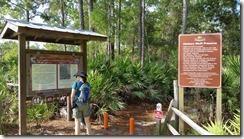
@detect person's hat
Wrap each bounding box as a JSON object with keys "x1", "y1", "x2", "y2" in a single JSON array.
[{"x1": 73, "y1": 70, "x2": 87, "y2": 78}]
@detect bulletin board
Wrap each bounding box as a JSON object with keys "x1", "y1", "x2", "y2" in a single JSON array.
[{"x1": 26, "y1": 50, "x2": 83, "y2": 98}]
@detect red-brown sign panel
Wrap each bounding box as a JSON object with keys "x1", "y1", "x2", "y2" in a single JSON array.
[{"x1": 178, "y1": 33, "x2": 222, "y2": 88}]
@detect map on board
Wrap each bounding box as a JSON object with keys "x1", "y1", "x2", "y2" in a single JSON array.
[{"x1": 58, "y1": 64, "x2": 78, "y2": 89}]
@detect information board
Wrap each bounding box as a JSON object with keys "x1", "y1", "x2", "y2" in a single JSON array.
[
  {"x1": 178, "y1": 33, "x2": 222, "y2": 88},
  {"x1": 26, "y1": 50, "x2": 83, "y2": 97},
  {"x1": 31, "y1": 57, "x2": 78, "y2": 92}
]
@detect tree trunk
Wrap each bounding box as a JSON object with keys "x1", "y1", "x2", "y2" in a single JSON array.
[
  {"x1": 60, "y1": 0, "x2": 65, "y2": 27},
  {"x1": 60, "y1": 0, "x2": 66, "y2": 51},
  {"x1": 108, "y1": 0, "x2": 115, "y2": 60},
  {"x1": 26, "y1": 9, "x2": 30, "y2": 49},
  {"x1": 111, "y1": 42, "x2": 114, "y2": 60},
  {"x1": 88, "y1": 0, "x2": 94, "y2": 31},
  {"x1": 117, "y1": 0, "x2": 121, "y2": 55},
  {"x1": 182, "y1": 0, "x2": 188, "y2": 34},
  {"x1": 111, "y1": 0, "x2": 115, "y2": 60},
  {"x1": 78, "y1": 0, "x2": 85, "y2": 30},
  {"x1": 107, "y1": 39, "x2": 111, "y2": 57},
  {"x1": 138, "y1": 0, "x2": 142, "y2": 59},
  {"x1": 141, "y1": 0, "x2": 145, "y2": 68},
  {"x1": 88, "y1": 0, "x2": 97, "y2": 57},
  {"x1": 132, "y1": 36, "x2": 135, "y2": 57}
]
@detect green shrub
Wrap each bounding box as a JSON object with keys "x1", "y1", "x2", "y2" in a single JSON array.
[
  {"x1": 224, "y1": 110, "x2": 240, "y2": 135},
  {"x1": 203, "y1": 120, "x2": 228, "y2": 135},
  {"x1": 203, "y1": 110, "x2": 240, "y2": 135},
  {"x1": 27, "y1": 103, "x2": 55, "y2": 126},
  {"x1": 222, "y1": 55, "x2": 240, "y2": 115}
]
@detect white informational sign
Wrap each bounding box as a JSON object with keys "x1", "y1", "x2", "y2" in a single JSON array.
[
  {"x1": 32, "y1": 64, "x2": 56, "y2": 91},
  {"x1": 27, "y1": 53, "x2": 82, "y2": 97},
  {"x1": 31, "y1": 63, "x2": 77, "y2": 91}
]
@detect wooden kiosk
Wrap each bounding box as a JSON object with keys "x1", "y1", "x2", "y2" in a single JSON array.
[{"x1": 0, "y1": 19, "x2": 107, "y2": 135}]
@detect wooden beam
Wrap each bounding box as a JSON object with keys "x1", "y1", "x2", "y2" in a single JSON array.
[
  {"x1": 74, "y1": 40, "x2": 86, "y2": 44},
  {"x1": 10, "y1": 32, "x2": 19, "y2": 38},
  {"x1": 18, "y1": 33, "x2": 27, "y2": 135},
  {"x1": 80, "y1": 41, "x2": 87, "y2": 73},
  {"x1": 55, "y1": 37, "x2": 61, "y2": 42},
  {"x1": 161, "y1": 99, "x2": 174, "y2": 134},
  {"x1": 25, "y1": 54, "x2": 31, "y2": 101},
  {"x1": 25, "y1": 49, "x2": 83, "y2": 56},
  {"x1": 171, "y1": 107, "x2": 212, "y2": 135},
  {"x1": 167, "y1": 123, "x2": 180, "y2": 135},
  {"x1": 1, "y1": 23, "x2": 18, "y2": 39},
  {"x1": 34, "y1": 35, "x2": 38, "y2": 40},
  {"x1": 18, "y1": 27, "x2": 107, "y2": 42}
]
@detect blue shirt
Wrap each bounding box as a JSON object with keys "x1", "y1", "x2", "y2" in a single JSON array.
[{"x1": 71, "y1": 81, "x2": 83, "y2": 101}]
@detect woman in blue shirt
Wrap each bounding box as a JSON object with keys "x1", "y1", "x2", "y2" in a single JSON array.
[{"x1": 70, "y1": 70, "x2": 91, "y2": 135}]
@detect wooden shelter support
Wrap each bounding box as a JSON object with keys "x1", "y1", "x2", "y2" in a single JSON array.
[
  {"x1": 81, "y1": 41, "x2": 87, "y2": 73},
  {"x1": 0, "y1": 19, "x2": 107, "y2": 129},
  {"x1": 67, "y1": 41, "x2": 88, "y2": 121},
  {"x1": 18, "y1": 33, "x2": 27, "y2": 135}
]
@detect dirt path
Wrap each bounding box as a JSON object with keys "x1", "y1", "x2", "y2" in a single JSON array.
[{"x1": 11, "y1": 103, "x2": 162, "y2": 135}]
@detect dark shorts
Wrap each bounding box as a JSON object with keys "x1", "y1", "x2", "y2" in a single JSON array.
[{"x1": 72, "y1": 103, "x2": 91, "y2": 118}]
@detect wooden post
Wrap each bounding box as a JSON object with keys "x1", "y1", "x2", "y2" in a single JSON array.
[
  {"x1": 67, "y1": 41, "x2": 88, "y2": 121},
  {"x1": 161, "y1": 100, "x2": 175, "y2": 134},
  {"x1": 67, "y1": 96, "x2": 72, "y2": 121},
  {"x1": 173, "y1": 80, "x2": 179, "y2": 132},
  {"x1": 80, "y1": 41, "x2": 87, "y2": 73},
  {"x1": 129, "y1": 118, "x2": 135, "y2": 135},
  {"x1": 179, "y1": 87, "x2": 184, "y2": 135},
  {"x1": 216, "y1": 88, "x2": 222, "y2": 122},
  {"x1": 18, "y1": 34, "x2": 27, "y2": 135},
  {"x1": 155, "y1": 118, "x2": 161, "y2": 135},
  {"x1": 104, "y1": 112, "x2": 109, "y2": 129},
  {"x1": 155, "y1": 103, "x2": 162, "y2": 135}
]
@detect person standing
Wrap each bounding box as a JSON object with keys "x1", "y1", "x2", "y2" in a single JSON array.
[{"x1": 70, "y1": 70, "x2": 92, "y2": 135}]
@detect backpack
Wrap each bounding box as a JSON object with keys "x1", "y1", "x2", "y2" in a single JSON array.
[
  {"x1": 77, "y1": 82, "x2": 90, "y2": 104},
  {"x1": 74, "y1": 81, "x2": 82, "y2": 98}
]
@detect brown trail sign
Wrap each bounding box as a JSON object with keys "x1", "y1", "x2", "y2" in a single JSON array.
[
  {"x1": 178, "y1": 33, "x2": 222, "y2": 88},
  {"x1": 177, "y1": 33, "x2": 222, "y2": 134}
]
